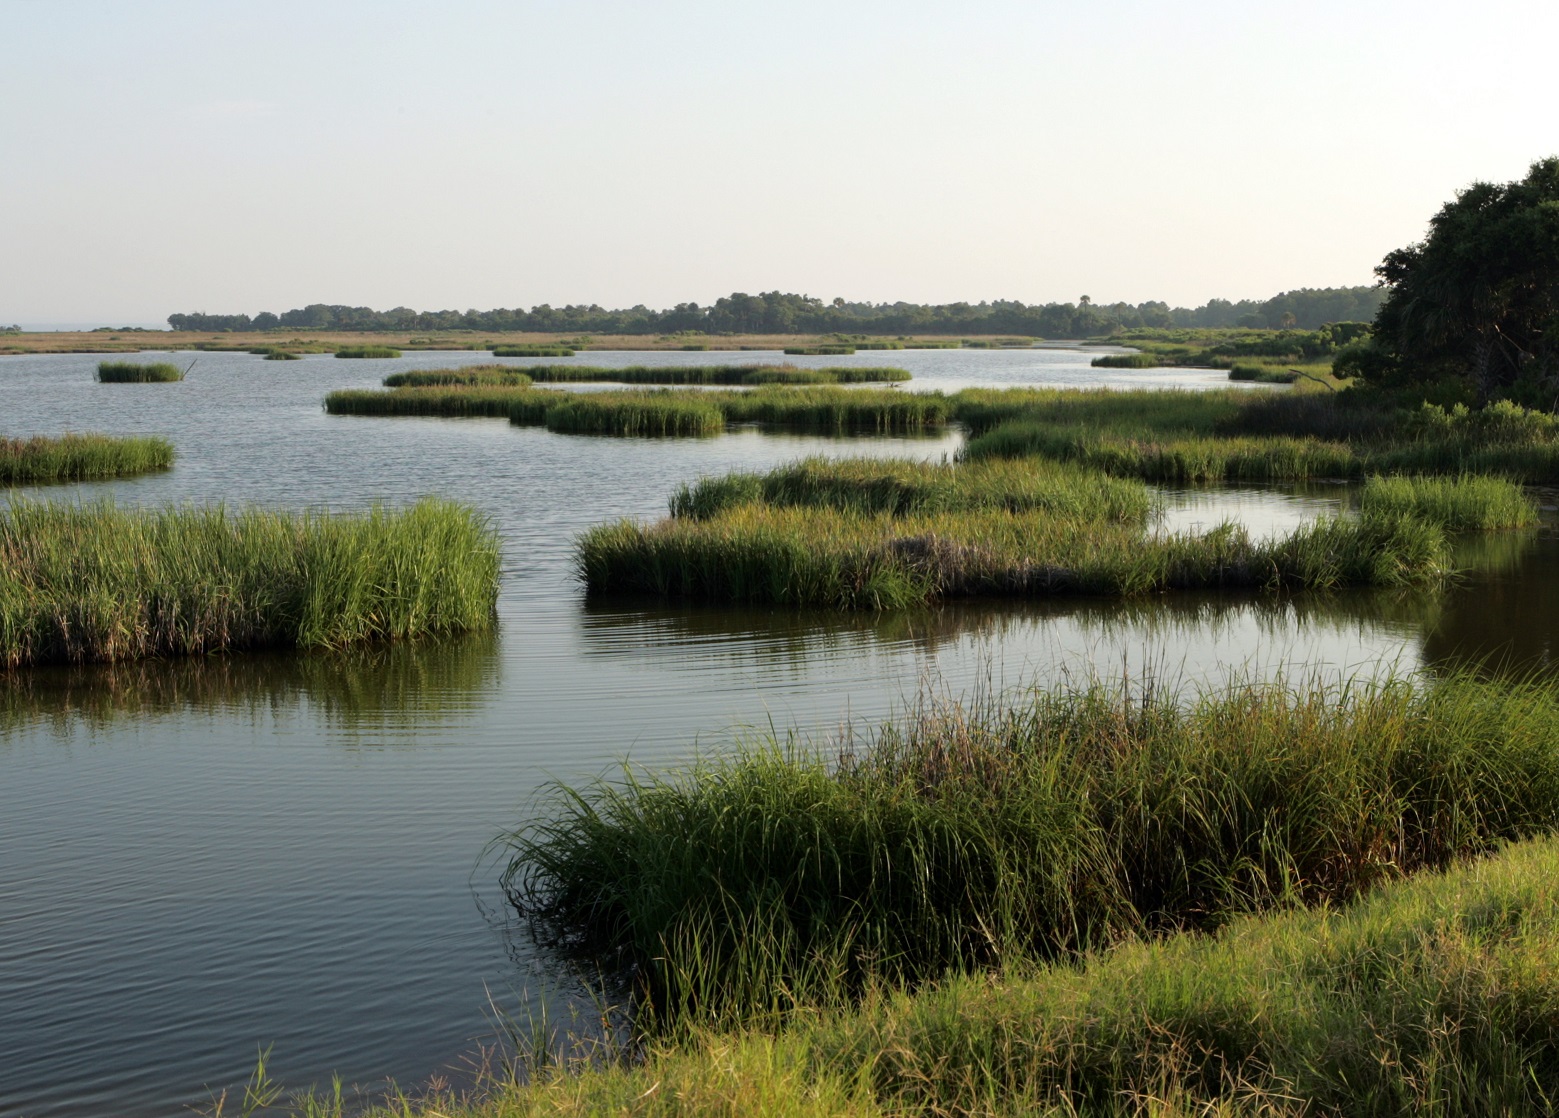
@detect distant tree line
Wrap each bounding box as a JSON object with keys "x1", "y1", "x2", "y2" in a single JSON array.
[{"x1": 166, "y1": 286, "x2": 1384, "y2": 337}]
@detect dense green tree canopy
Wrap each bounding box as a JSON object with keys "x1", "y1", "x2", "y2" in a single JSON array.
[
  {"x1": 166, "y1": 286, "x2": 1383, "y2": 337},
  {"x1": 1373, "y1": 157, "x2": 1559, "y2": 401}
]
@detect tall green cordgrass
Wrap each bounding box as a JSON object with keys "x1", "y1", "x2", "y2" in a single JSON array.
[
  {"x1": 522, "y1": 364, "x2": 910, "y2": 386},
  {"x1": 491, "y1": 346, "x2": 576, "y2": 357},
  {"x1": 334, "y1": 345, "x2": 402, "y2": 358},
  {"x1": 0, "y1": 433, "x2": 174, "y2": 484},
  {"x1": 964, "y1": 424, "x2": 1364, "y2": 483},
  {"x1": 504, "y1": 674, "x2": 1559, "y2": 1034},
  {"x1": 714, "y1": 387, "x2": 949, "y2": 434},
  {"x1": 382, "y1": 366, "x2": 533, "y2": 388},
  {"x1": 577, "y1": 505, "x2": 1450, "y2": 608},
  {"x1": 96, "y1": 360, "x2": 185, "y2": 382},
  {"x1": 418, "y1": 834, "x2": 1559, "y2": 1117},
  {"x1": 262, "y1": 350, "x2": 301, "y2": 361},
  {"x1": 785, "y1": 346, "x2": 855, "y2": 356},
  {"x1": 542, "y1": 392, "x2": 726, "y2": 437},
  {"x1": 670, "y1": 456, "x2": 1153, "y2": 523},
  {"x1": 324, "y1": 386, "x2": 559, "y2": 417},
  {"x1": 1360, "y1": 474, "x2": 1538, "y2": 531},
  {"x1": 1090, "y1": 352, "x2": 1161, "y2": 368},
  {"x1": 0, "y1": 497, "x2": 499, "y2": 666}
]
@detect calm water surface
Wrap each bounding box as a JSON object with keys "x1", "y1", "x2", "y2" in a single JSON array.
[{"x1": 0, "y1": 348, "x2": 1553, "y2": 1116}]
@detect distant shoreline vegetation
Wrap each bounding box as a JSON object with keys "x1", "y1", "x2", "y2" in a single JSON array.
[{"x1": 163, "y1": 285, "x2": 1385, "y2": 337}]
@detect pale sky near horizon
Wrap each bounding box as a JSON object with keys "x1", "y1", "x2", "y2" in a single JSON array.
[{"x1": 3, "y1": 0, "x2": 1556, "y2": 325}]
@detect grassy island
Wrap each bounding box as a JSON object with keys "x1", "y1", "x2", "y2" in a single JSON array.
[
  {"x1": 96, "y1": 360, "x2": 185, "y2": 382},
  {"x1": 578, "y1": 461, "x2": 1533, "y2": 608},
  {"x1": 334, "y1": 345, "x2": 402, "y2": 359},
  {"x1": 0, "y1": 433, "x2": 174, "y2": 484},
  {"x1": 0, "y1": 497, "x2": 498, "y2": 667}
]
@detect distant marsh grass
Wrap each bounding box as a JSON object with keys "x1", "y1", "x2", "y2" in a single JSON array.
[
  {"x1": 96, "y1": 360, "x2": 185, "y2": 383},
  {"x1": 522, "y1": 364, "x2": 910, "y2": 386},
  {"x1": 504, "y1": 673, "x2": 1559, "y2": 1033},
  {"x1": 1090, "y1": 352, "x2": 1161, "y2": 368},
  {"x1": 382, "y1": 365, "x2": 533, "y2": 388},
  {"x1": 0, "y1": 497, "x2": 499, "y2": 667},
  {"x1": 670, "y1": 456, "x2": 1153, "y2": 523},
  {"x1": 0, "y1": 433, "x2": 174, "y2": 484},
  {"x1": 784, "y1": 345, "x2": 855, "y2": 356},
  {"x1": 491, "y1": 346, "x2": 576, "y2": 357},
  {"x1": 334, "y1": 345, "x2": 402, "y2": 359},
  {"x1": 324, "y1": 385, "x2": 556, "y2": 418},
  {"x1": 262, "y1": 350, "x2": 301, "y2": 361}
]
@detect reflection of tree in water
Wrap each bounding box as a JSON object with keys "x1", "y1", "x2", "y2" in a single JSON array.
[
  {"x1": 580, "y1": 586, "x2": 1444, "y2": 674},
  {"x1": 1423, "y1": 533, "x2": 1559, "y2": 678},
  {"x1": 0, "y1": 629, "x2": 502, "y2": 739}
]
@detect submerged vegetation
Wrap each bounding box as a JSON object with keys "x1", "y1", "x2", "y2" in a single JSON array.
[
  {"x1": 0, "y1": 497, "x2": 499, "y2": 667},
  {"x1": 96, "y1": 360, "x2": 185, "y2": 382},
  {"x1": 0, "y1": 433, "x2": 174, "y2": 484}
]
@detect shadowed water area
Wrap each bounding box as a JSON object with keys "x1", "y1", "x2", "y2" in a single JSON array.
[{"x1": 1, "y1": 347, "x2": 1555, "y2": 1117}]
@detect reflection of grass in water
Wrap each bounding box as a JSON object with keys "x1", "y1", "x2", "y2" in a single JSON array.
[
  {"x1": 0, "y1": 629, "x2": 501, "y2": 737},
  {"x1": 578, "y1": 587, "x2": 1444, "y2": 672}
]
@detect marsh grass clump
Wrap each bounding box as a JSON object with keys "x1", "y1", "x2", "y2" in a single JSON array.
[
  {"x1": 504, "y1": 674, "x2": 1559, "y2": 1033},
  {"x1": 262, "y1": 350, "x2": 300, "y2": 361},
  {"x1": 1091, "y1": 352, "x2": 1162, "y2": 368},
  {"x1": 784, "y1": 345, "x2": 855, "y2": 356},
  {"x1": 1228, "y1": 362, "x2": 1297, "y2": 383},
  {"x1": 670, "y1": 456, "x2": 1153, "y2": 523},
  {"x1": 715, "y1": 387, "x2": 949, "y2": 434},
  {"x1": 334, "y1": 345, "x2": 402, "y2": 359},
  {"x1": 521, "y1": 364, "x2": 911, "y2": 386},
  {"x1": 965, "y1": 424, "x2": 1365, "y2": 483},
  {"x1": 324, "y1": 386, "x2": 556, "y2": 417},
  {"x1": 0, "y1": 497, "x2": 498, "y2": 667},
  {"x1": 578, "y1": 504, "x2": 1450, "y2": 608},
  {"x1": 1359, "y1": 474, "x2": 1538, "y2": 530},
  {"x1": 541, "y1": 392, "x2": 726, "y2": 437},
  {"x1": 0, "y1": 433, "x2": 174, "y2": 484},
  {"x1": 382, "y1": 365, "x2": 533, "y2": 388},
  {"x1": 96, "y1": 360, "x2": 185, "y2": 382},
  {"x1": 491, "y1": 346, "x2": 576, "y2": 357}
]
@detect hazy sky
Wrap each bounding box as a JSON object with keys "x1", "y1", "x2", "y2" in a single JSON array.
[{"x1": 4, "y1": 0, "x2": 1556, "y2": 324}]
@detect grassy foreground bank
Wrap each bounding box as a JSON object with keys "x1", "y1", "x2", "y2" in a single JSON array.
[
  {"x1": 0, "y1": 433, "x2": 173, "y2": 483},
  {"x1": 357, "y1": 831, "x2": 1559, "y2": 1117},
  {"x1": 503, "y1": 675, "x2": 1559, "y2": 1034},
  {"x1": 0, "y1": 498, "x2": 498, "y2": 667}
]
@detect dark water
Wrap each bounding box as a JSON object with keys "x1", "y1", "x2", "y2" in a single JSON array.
[{"x1": 0, "y1": 348, "x2": 1552, "y2": 1117}]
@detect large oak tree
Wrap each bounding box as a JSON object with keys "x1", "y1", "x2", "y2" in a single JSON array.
[{"x1": 1373, "y1": 158, "x2": 1559, "y2": 402}]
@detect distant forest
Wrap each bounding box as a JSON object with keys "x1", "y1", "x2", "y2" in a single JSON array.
[{"x1": 167, "y1": 286, "x2": 1383, "y2": 337}]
